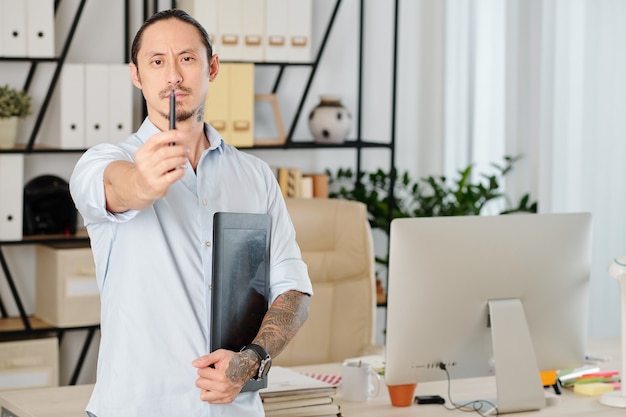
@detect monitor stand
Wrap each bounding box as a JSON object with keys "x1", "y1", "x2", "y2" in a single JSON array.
[{"x1": 487, "y1": 298, "x2": 546, "y2": 414}]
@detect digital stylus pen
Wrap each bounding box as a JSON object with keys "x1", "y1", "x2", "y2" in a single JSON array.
[
  {"x1": 169, "y1": 92, "x2": 176, "y2": 145},
  {"x1": 169, "y1": 92, "x2": 176, "y2": 130}
]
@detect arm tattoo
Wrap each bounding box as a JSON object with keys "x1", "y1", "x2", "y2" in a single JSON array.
[
  {"x1": 225, "y1": 290, "x2": 310, "y2": 384},
  {"x1": 226, "y1": 349, "x2": 258, "y2": 383},
  {"x1": 253, "y1": 290, "x2": 310, "y2": 357}
]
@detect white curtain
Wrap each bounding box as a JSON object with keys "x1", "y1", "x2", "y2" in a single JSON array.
[{"x1": 407, "y1": 0, "x2": 626, "y2": 337}]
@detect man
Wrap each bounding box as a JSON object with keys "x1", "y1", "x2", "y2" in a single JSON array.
[{"x1": 70, "y1": 9, "x2": 312, "y2": 417}]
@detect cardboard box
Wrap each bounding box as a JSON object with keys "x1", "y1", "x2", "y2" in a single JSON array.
[
  {"x1": 35, "y1": 243, "x2": 100, "y2": 327},
  {"x1": 0, "y1": 338, "x2": 58, "y2": 391}
]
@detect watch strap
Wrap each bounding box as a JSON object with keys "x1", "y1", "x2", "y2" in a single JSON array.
[{"x1": 241, "y1": 344, "x2": 271, "y2": 380}]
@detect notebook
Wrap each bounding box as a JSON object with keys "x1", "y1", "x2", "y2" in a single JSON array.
[{"x1": 211, "y1": 212, "x2": 271, "y2": 391}]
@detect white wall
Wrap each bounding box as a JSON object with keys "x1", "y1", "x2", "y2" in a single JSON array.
[{"x1": 1, "y1": 0, "x2": 623, "y2": 385}]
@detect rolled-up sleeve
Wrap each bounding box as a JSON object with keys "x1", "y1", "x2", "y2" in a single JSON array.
[{"x1": 69, "y1": 144, "x2": 139, "y2": 226}]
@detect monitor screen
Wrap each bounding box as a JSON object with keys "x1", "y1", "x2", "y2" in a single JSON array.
[{"x1": 384, "y1": 213, "x2": 592, "y2": 414}]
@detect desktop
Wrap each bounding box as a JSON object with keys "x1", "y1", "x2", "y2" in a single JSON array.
[{"x1": 384, "y1": 213, "x2": 593, "y2": 414}]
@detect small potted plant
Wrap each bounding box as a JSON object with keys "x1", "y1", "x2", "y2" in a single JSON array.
[{"x1": 0, "y1": 84, "x2": 32, "y2": 149}]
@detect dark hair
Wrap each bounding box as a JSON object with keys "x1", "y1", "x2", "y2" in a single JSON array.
[{"x1": 131, "y1": 9, "x2": 213, "y2": 66}]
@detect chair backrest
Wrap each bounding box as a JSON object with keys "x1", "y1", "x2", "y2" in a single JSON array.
[{"x1": 275, "y1": 198, "x2": 377, "y2": 366}]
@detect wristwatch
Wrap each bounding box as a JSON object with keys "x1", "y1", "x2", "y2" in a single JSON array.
[{"x1": 241, "y1": 344, "x2": 272, "y2": 380}]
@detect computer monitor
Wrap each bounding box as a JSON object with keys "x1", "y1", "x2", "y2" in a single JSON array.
[{"x1": 384, "y1": 213, "x2": 592, "y2": 414}]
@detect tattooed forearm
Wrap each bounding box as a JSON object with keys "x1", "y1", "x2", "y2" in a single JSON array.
[
  {"x1": 253, "y1": 290, "x2": 310, "y2": 357},
  {"x1": 226, "y1": 349, "x2": 259, "y2": 384},
  {"x1": 224, "y1": 290, "x2": 309, "y2": 385}
]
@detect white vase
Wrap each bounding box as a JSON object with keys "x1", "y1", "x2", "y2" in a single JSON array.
[
  {"x1": 308, "y1": 95, "x2": 351, "y2": 144},
  {"x1": 0, "y1": 116, "x2": 19, "y2": 149}
]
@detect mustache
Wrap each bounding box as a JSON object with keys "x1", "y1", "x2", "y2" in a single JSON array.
[{"x1": 160, "y1": 86, "x2": 192, "y2": 98}]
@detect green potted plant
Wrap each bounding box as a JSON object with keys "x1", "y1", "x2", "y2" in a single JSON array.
[
  {"x1": 327, "y1": 155, "x2": 538, "y2": 267},
  {"x1": 0, "y1": 84, "x2": 32, "y2": 149}
]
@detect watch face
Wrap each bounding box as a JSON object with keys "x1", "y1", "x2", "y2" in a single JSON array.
[{"x1": 258, "y1": 357, "x2": 271, "y2": 379}]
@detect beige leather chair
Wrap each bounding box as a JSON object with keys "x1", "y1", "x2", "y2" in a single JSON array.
[{"x1": 275, "y1": 198, "x2": 378, "y2": 366}]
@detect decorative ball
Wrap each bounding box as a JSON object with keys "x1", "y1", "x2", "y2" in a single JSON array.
[{"x1": 308, "y1": 95, "x2": 351, "y2": 144}]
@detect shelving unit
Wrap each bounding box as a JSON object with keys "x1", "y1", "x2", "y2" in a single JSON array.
[
  {"x1": 248, "y1": 0, "x2": 398, "y2": 180},
  {"x1": 0, "y1": 0, "x2": 129, "y2": 385},
  {"x1": 0, "y1": 0, "x2": 87, "y2": 151}
]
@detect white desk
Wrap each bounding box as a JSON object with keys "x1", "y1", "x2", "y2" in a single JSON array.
[
  {"x1": 0, "y1": 338, "x2": 621, "y2": 417},
  {"x1": 294, "y1": 337, "x2": 623, "y2": 417}
]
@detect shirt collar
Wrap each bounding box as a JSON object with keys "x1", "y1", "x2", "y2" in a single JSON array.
[
  {"x1": 135, "y1": 117, "x2": 225, "y2": 155},
  {"x1": 205, "y1": 124, "x2": 225, "y2": 154}
]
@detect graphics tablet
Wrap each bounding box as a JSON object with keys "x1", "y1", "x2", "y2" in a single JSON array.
[{"x1": 212, "y1": 212, "x2": 271, "y2": 391}]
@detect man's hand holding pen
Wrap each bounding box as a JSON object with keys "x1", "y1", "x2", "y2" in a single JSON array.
[{"x1": 132, "y1": 131, "x2": 189, "y2": 200}]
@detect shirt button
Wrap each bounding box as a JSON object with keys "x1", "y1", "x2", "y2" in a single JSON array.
[
  {"x1": 202, "y1": 199, "x2": 207, "y2": 206},
  {"x1": 205, "y1": 241, "x2": 211, "y2": 247}
]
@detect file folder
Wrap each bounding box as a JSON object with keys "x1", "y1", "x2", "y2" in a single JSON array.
[
  {"x1": 218, "y1": 0, "x2": 242, "y2": 61},
  {"x1": 288, "y1": 0, "x2": 312, "y2": 63},
  {"x1": 84, "y1": 64, "x2": 109, "y2": 147},
  {"x1": 0, "y1": 154, "x2": 24, "y2": 241},
  {"x1": 1, "y1": 0, "x2": 27, "y2": 57},
  {"x1": 228, "y1": 63, "x2": 254, "y2": 147},
  {"x1": 205, "y1": 62, "x2": 231, "y2": 140},
  {"x1": 41, "y1": 63, "x2": 85, "y2": 149},
  {"x1": 26, "y1": 0, "x2": 55, "y2": 57},
  {"x1": 265, "y1": 0, "x2": 289, "y2": 62},
  {"x1": 108, "y1": 64, "x2": 133, "y2": 143},
  {"x1": 241, "y1": 0, "x2": 265, "y2": 62}
]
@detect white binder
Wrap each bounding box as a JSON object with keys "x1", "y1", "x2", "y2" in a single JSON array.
[
  {"x1": 107, "y1": 64, "x2": 133, "y2": 144},
  {"x1": 241, "y1": 0, "x2": 265, "y2": 62},
  {"x1": 218, "y1": 0, "x2": 242, "y2": 61},
  {"x1": 1, "y1": 0, "x2": 27, "y2": 57},
  {"x1": 84, "y1": 64, "x2": 110, "y2": 147},
  {"x1": 264, "y1": 0, "x2": 289, "y2": 62},
  {"x1": 26, "y1": 0, "x2": 55, "y2": 57},
  {"x1": 0, "y1": 2, "x2": 3, "y2": 56},
  {"x1": 60, "y1": 64, "x2": 86, "y2": 148},
  {"x1": 0, "y1": 154, "x2": 24, "y2": 241},
  {"x1": 41, "y1": 63, "x2": 85, "y2": 149},
  {"x1": 288, "y1": 0, "x2": 312, "y2": 63}
]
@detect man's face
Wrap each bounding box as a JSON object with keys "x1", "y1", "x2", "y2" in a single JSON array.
[{"x1": 130, "y1": 18, "x2": 218, "y2": 128}]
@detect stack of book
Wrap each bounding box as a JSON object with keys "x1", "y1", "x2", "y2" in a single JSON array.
[{"x1": 260, "y1": 367, "x2": 341, "y2": 417}]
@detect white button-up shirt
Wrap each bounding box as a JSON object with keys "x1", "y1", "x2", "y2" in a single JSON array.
[{"x1": 70, "y1": 118, "x2": 312, "y2": 417}]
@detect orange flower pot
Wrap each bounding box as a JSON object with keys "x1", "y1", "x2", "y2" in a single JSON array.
[{"x1": 387, "y1": 383, "x2": 417, "y2": 407}]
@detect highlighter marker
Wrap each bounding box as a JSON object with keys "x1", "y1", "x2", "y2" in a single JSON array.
[{"x1": 169, "y1": 92, "x2": 176, "y2": 146}]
